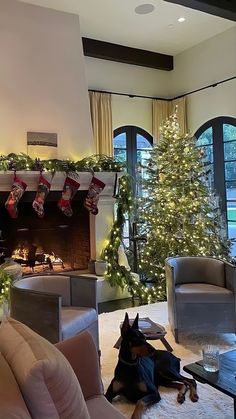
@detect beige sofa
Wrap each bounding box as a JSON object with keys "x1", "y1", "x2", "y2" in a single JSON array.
[{"x1": 0, "y1": 318, "x2": 125, "y2": 419}]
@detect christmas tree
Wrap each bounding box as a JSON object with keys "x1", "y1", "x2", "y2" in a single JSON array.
[{"x1": 138, "y1": 112, "x2": 231, "y2": 301}]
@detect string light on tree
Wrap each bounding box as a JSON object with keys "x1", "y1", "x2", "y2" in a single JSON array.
[{"x1": 138, "y1": 112, "x2": 232, "y2": 301}]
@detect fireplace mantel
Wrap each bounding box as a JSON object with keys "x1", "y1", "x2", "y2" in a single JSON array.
[{"x1": 0, "y1": 171, "x2": 121, "y2": 196}]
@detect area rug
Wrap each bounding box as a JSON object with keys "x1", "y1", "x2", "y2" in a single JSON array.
[{"x1": 99, "y1": 302, "x2": 236, "y2": 418}]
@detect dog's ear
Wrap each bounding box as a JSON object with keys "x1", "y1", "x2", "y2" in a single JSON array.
[
  {"x1": 132, "y1": 313, "x2": 139, "y2": 330},
  {"x1": 121, "y1": 312, "x2": 130, "y2": 337}
]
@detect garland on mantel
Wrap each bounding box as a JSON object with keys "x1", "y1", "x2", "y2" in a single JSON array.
[
  {"x1": 103, "y1": 174, "x2": 159, "y2": 304},
  {"x1": 0, "y1": 153, "x2": 124, "y2": 172}
]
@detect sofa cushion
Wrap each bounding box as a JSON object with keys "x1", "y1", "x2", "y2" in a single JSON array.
[
  {"x1": 0, "y1": 317, "x2": 90, "y2": 419},
  {"x1": 86, "y1": 396, "x2": 125, "y2": 419},
  {"x1": 0, "y1": 353, "x2": 31, "y2": 419},
  {"x1": 61, "y1": 307, "x2": 97, "y2": 340},
  {"x1": 176, "y1": 283, "x2": 234, "y2": 303}
]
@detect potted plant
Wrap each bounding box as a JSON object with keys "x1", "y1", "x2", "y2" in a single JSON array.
[{"x1": 95, "y1": 259, "x2": 108, "y2": 276}]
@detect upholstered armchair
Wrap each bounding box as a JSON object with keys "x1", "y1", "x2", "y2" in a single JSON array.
[
  {"x1": 10, "y1": 274, "x2": 99, "y2": 350},
  {"x1": 165, "y1": 256, "x2": 236, "y2": 343}
]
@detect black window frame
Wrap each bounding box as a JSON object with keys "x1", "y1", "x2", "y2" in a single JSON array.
[
  {"x1": 113, "y1": 125, "x2": 153, "y2": 181},
  {"x1": 113, "y1": 125, "x2": 153, "y2": 262},
  {"x1": 195, "y1": 116, "x2": 236, "y2": 246}
]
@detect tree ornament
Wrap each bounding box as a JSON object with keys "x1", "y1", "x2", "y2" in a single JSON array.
[
  {"x1": 5, "y1": 174, "x2": 27, "y2": 218},
  {"x1": 32, "y1": 173, "x2": 52, "y2": 218},
  {"x1": 84, "y1": 176, "x2": 105, "y2": 215},
  {"x1": 58, "y1": 173, "x2": 80, "y2": 217}
]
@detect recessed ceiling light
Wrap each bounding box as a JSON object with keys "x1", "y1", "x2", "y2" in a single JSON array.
[
  {"x1": 135, "y1": 4, "x2": 155, "y2": 15},
  {"x1": 178, "y1": 17, "x2": 186, "y2": 23}
]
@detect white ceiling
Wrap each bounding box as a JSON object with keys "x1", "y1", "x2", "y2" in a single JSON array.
[{"x1": 19, "y1": 0, "x2": 236, "y2": 55}]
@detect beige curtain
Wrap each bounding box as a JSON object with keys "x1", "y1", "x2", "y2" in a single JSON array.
[
  {"x1": 152, "y1": 96, "x2": 187, "y2": 142},
  {"x1": 152, "y1": 100, "x2": 170, "y2": 144},
  {"x1": 89, "y1": 91, "x2": 113, "y2": 156}
]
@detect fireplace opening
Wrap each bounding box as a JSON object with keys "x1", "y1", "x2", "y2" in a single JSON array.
[{"x1": 0, "y1": 191, "x2": 90, "y2": 274}]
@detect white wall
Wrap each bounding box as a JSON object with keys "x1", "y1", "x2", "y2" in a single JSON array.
[
  {"x1": 112, "y1": 96, "x2": 152, "y2": 134},
  {"x1": 187, "y1": 79, "x2": 236, "y2": 134},
  {"x1": 85, "y1": 26, "x2": 236, "y2": 136},
  {"x1": 0, "y1": 0, "x2": 94, "y2": 159},
  {"x1": 85, "y1": 56, "x2": 171, "y2": 98},
  {"x1": 84, "y1": 56, "x2": 171, "y2": 135},
  {"x1": 172, "y1": 26, "x2": 236, "y2": 133},
  {"x1": 1, "y1": 0, "x2": 235, "y2": 153}
]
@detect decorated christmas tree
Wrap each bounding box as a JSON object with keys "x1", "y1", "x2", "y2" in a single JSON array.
[{"x1": 138, "y1": 112, "x2": 231, "y2": 301}]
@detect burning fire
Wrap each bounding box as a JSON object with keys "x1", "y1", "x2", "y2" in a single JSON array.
[{"x1": 11, "y1": 245, "x2": 65, "y2": 272}]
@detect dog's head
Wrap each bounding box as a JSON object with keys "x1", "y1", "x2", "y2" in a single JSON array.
[{"x1": 120, "y1": 313, "x2": 154, "y2": 360}]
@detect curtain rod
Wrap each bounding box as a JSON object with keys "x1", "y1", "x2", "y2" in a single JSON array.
[
  {"x1": 88, "y1": 89, "x2": 170, "y2": 101},
  {"x1": 172, "y1": 75, "x2": 236, "y2": 100},
  {"x1": 89, "y1": 75, "x2": 236, "y2": 101}
]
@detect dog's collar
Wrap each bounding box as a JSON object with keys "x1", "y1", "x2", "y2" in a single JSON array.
[{"x1": 118, "y1": 355, "x2": 138, "y2": 366}]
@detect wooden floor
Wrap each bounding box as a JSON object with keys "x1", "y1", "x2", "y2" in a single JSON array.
[{"x1": 98, "y1": 298, "x2": 141, "y2": 314}]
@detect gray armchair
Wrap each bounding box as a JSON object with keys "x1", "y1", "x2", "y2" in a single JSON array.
[
  {"x1": 165, "y1": 256, "x2": 236, "y2": 343},
  {"x1": 10, "y1": 274, "x2": 99, "y2": 350}
]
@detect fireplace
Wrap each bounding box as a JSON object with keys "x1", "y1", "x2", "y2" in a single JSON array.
[
  {"x1": 0, "y1": 171, "x2": 117, "y2": 275},
  {"x1": 0, "y1": 191, "x2": 90, "y2": 274}
]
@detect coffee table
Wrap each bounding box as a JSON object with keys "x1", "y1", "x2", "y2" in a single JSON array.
[
  {"x1": 184, "y1": 349, "x2": 236, "y2": 418},
  {"x1": 114, "y1": 317, "x2": 173, "y2": 352}
]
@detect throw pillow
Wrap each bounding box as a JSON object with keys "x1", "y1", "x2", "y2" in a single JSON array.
[{"x1": 0, "y1": 317, "x2": 90, "y2": 419}]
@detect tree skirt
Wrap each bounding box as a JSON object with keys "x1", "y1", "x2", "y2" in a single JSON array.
[{"x1": 99, "y1": 302, "x2": 235, "y2": 419}]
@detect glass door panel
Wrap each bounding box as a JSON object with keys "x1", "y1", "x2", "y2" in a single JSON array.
[
  {"x1": 223, "y1": 124, "x2": 236, "y2": 142},
  {"x1": 114, "y1": 133, "x2": 127, "y2": 164},
  {"x1": 223, "y1": 123, "x2": 236, "y2": 256}
]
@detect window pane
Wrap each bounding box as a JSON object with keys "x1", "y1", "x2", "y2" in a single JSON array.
[
  {"x1": 226, "y1": 182, "x2": 236, "y2": 200},
  {"x1": 114, "y1": 133, "x2": 126, "y2": 149},
  {"x1": 123, "y1": 238, "x2": 130, "y2": 248},
  {"x1": 227, "y1": 201, "x2": 236, "y2": 220},
  {"x1": 137, "y1": 149, "x2": 151, "y2": 165},
  {"x1": 228, "y1": 221, "x2": 236, "y2": 256},
  {"x1": 114, "y1": 148, "x2": 127, "y2": 163},
  {"x1": 224, "y1": 141, "x2": 236, "y2": 161},
  {"x1": 199, "y1": 145, "x2": 213, "y2": 164},
  {"x1": 123, "y1": 219, "x2": 129, "y2": 237},
  {"x1": 223, "y1": 124, "x2": 236, "y2": 142},
  {"x1": 205, "y1": 163, "x2": 214, "y2": 189},
  {"x1": 228, "y1": 220, "x2": 236, "y2": 233},
  {"x1": 137, "y1": 134, "x2": 152, "y2": 149},
  {"x1": 225, "y1": 162, "x2": 236, "y2": 181},
  {"x1": 196, "y1": 127, "x2": 213, "y2": 146}
]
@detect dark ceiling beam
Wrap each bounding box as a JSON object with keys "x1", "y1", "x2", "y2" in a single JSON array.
[
  {"x1": 82, "y1": 38, "x2": 173, "y2": 71},
  {"x1": 163, "y1": 0, "x2": 236, "y2": 21}
]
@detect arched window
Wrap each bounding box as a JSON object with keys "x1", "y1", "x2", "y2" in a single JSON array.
[
  {"x1": 195, "y1": 117, "x2": 236, "y2": 256},
  {"x1": 113, "y1": 126, "x2": 153, "y2": 249},
  {"x1": 113, "y1": 125, "x2": 153, "y2": 186}
]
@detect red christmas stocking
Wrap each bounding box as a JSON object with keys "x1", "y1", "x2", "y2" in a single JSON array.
[
  {"x1": 32, "y1": 173, "x2": 51, "y2": 218},
  {"x1": 58, "y1": 173, "x2": 80, "y2": 217},
  {"x1": 84, "y1": 176, "x2": 105, "y2": 215},
  {"x1": 5, "y1": 175, "x2": 27, "y2": 218}
]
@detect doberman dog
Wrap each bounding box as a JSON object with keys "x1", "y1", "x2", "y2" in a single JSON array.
[{"x1": 105, "y1": 313, "x2": 198, "y2": 419}]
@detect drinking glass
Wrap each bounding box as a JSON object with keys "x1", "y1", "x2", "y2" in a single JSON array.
[{"x1": 202, "y1": 345, "x2": 219, "y2": 372}]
